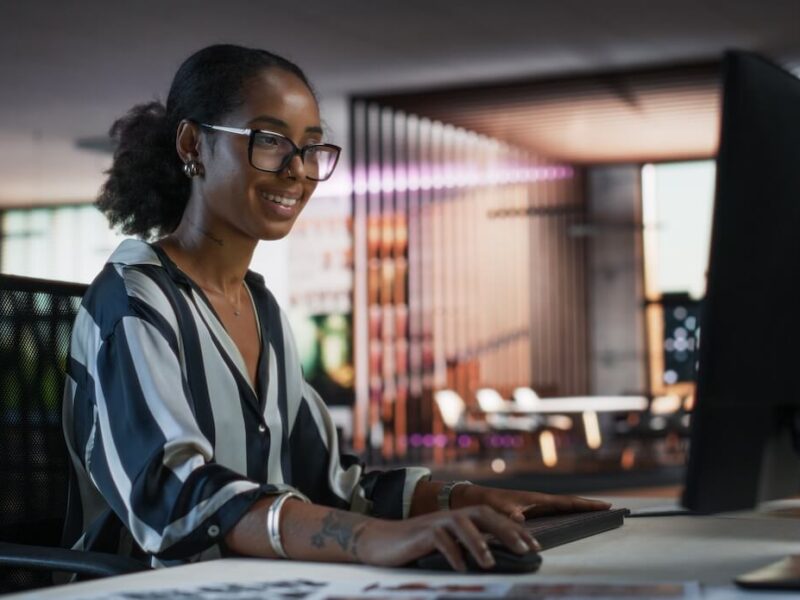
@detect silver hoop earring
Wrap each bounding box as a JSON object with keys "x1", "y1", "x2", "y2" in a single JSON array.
[{"x1": 183, "y1": 159, "x2": 203, "y2": 178}]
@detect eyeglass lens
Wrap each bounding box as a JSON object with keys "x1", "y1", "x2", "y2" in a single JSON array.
[{"x1": 251, "y1": 131, "x2": 337, "y2": 180}]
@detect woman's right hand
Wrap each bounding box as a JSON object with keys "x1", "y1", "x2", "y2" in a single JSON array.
[{"x1": 354, "y1": 505, "x2": 541, "y2": 572}]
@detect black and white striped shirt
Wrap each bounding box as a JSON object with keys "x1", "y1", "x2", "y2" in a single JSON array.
[{"x1": 62, "y1": 239, "x2": 429, "y2": 566}]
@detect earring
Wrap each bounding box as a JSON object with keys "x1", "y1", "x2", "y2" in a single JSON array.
[{"x1": 183, "y1": 159, "x2": 204, "y2": 178}]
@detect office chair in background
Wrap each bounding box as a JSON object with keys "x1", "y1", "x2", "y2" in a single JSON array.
[{"x1": 0, "y1": 274, "x2": 148, "y2": 593}]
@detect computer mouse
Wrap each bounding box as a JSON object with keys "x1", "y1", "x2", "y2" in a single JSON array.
[{"x1": 414, "y1": 541, "x2": 542, "y2": 573}]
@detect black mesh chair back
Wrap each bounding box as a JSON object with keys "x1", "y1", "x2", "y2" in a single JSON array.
[{"x1": 0, "y1": 274, "x2": 86, "y2": 591}]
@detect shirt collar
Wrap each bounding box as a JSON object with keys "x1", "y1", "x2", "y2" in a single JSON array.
[{"x1": 107, "y1": 238, "x2": 265, "y2": 288}]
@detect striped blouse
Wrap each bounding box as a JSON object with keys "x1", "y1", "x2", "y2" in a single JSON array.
[{"x1": 62, "y1": 239, "x2": 429, "y2": 566}]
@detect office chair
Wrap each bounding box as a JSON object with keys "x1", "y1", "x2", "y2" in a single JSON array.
[
  {"x1": 0, "y1": 274, "x2": 148, "y2": 593},
  {"x1": 475, "y1": 387, "x2": 542, "y2": 431},
  {"x1": 476, "y1": 387, "x2": 573, "y2": 467},
  {"x1": 433, "y1": 389, "x2": 490, "y2": 435},
  {"x1": 433, "y1": 388, "x2": 540, "y2": 462}
]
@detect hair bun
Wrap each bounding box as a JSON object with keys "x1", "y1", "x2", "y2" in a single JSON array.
[
  {"x1": 97, "y1": 99, "x2": 187, "y2": 239},
  {"x1": 109, "y1": 101, "x2": 168, "y2": 147}
]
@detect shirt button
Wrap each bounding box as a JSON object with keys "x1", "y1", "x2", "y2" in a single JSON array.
[
  {"x1": 258, "y1": 424, "x2": 266, "y2": 433},
  {"x1": 207, "y1": 524, "x2": 220, "y2": 537}
]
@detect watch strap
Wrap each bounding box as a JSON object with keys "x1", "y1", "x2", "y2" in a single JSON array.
[{"x1": 436, "y1": 480, "x2": 472, "y2": 511}]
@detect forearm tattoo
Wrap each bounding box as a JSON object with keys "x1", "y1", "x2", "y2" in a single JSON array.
[{"x1": 310, "y1": 510, "x2": 366, "y2": 558}]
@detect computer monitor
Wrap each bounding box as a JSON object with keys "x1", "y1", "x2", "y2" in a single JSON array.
[{"x1": 682, "y1": 50, "x2": 800, "y2": 513}]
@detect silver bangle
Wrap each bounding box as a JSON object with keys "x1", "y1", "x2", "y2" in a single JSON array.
[
  {"x1": 266, "y1": 491, "x2": 307, "y2": 559},
  {"x1": 437, "y1": 480, "x2": 472, "y2": 511}
]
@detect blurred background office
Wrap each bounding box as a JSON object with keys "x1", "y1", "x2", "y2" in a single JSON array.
[{"x1": 1, "y1": 0, "x2": 798, "y2": 494}]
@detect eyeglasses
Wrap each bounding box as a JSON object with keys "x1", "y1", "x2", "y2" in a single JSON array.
[{"x1": 200, "y1": 124, "x2": 341, "y2": 182}]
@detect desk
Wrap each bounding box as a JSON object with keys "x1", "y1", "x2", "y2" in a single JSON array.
[
  {"x1": 509, "y1": 396, "x2": 649, "y2": 414},
  {"x1": 8, "y1": 497, "x2": 800, "y2": 599}
]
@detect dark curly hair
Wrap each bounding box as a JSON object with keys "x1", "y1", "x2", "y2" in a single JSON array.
[{"x1": 96, "y1": 44, "x2": 316, "y2": 239}]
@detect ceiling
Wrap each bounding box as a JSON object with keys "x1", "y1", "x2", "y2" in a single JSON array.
[
  {"x1": 0, "y1": 0, "x2": 798, "y2": 204},
  {"x1": 367, "y1": 62, "x2": 723, "y2": 164}
]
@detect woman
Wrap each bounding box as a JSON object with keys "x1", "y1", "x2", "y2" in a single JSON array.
[{"x1": 63, "y1": 44, "x2": 608, "y2": 572}]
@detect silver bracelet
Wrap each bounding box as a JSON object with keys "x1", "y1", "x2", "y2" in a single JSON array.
[
  {"x1": 266, "y1": 491, "x2": 307, "y2": 559},
  {"x1": 436, "y1": 480, "x2": 472, "y2": 511}
]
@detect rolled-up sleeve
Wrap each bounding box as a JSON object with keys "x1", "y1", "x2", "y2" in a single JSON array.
[{"x1": 82, "y1": 313, "x2": 296, "y2": 560}]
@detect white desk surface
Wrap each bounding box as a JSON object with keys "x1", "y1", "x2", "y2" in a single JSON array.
[
  {"x1": 489, "y1": 396, "x2": 649, "y2": 414},
  {"x1": 9, "y1": 497, "x2": 800, "y2": 599}
]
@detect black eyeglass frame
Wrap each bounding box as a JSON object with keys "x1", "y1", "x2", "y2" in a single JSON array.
[{"x1": 199, "y1": 123, "x2": 341, "y2": 182}]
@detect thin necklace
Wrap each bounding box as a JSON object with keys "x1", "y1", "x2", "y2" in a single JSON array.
[
  {"x1": 231, "y1": 282, "x2": 246, "y2": 317},
  {"x1": 200, "y1": 281, "x2": 245, "y2": 318},
  {"x1": 158, "y1": 240, "x2": 243, "y2": 317},
  {"x1": 232, "y1": 284, "x2": 244, "y2": 317}
]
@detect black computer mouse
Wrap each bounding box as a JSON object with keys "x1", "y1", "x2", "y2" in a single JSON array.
[{"x1": 414, "y1": 541, "x2": 542, "y2": 573}]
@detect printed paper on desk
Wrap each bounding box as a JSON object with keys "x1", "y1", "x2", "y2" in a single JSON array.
[
  {"x1": 361, "y1": 581, "x2": 511, "y2": 596},
  {"x1": 94, "y1": 578, "x2": 328, "y2": 599},
  {"x1": 87, "y1": 578, "x2": 510, "y2": 600},
  {"x1": 505, "y1": 582, "x2": 702, "y2": 599}
]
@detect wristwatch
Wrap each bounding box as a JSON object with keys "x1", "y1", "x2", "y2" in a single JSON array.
[{"x1": 437, "y1": 480, "x2": 472, "y2": 511}]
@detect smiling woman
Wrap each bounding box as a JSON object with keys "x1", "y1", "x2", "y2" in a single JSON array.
[{"x1": 64, "y1": 44, "x2": 607, "y2": 574}]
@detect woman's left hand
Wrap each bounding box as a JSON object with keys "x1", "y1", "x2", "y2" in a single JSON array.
[{"x1": 451, "y1": 484, "x2": 611, "y2": 522}]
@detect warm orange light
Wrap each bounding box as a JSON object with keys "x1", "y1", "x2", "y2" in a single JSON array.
[
  {"x1": 582, "y1": 411, "x2": 602, "y2": 450},
  {"x1": 621, "y1": 447, "x2": 636, "y2": 470},
  {"x1": 540, "y1": 431, "x2": 558, "y2": 468}
]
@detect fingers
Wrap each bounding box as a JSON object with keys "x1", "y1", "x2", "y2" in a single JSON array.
[
  {"x1": 518, "y1": 493, "x2": 611, "y2": 517},
  {"x1": 486, "y1": 488, "x2": 611, "y2": 522},
  {"x1": 448, "y1": 514, "x2": 495, "y2": 570},
  {"x1": 468, "y1": 506, "x2": 540, "y2": 555},
  {"x1": 509, "y1": 509, "x2": 526, "y2": 523},
  {"x1": 432, "y1": 526, "x2": 466, "y2": 572},
  {"x1": 576, "y1": 496, "x2": 612, "y2": 510},
  {"x1": 496, "y1": 502, "x2": 527, "y2": 522},
  {"x1": 555, "y1": 494, "x2": 612, "y2": 513}
]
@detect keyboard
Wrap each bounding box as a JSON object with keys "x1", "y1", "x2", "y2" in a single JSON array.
[{"x1": 516, "y1": 507, "x2": 630, "y2": 550}]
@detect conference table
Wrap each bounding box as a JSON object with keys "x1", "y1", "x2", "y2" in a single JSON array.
[{"x1": 8, "y1": 497, "x2": 800, "y2": 599}]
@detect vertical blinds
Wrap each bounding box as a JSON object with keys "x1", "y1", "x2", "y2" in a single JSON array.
[{"x1": 351, "y1": 102, "x2": 590, "y2": 461}]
